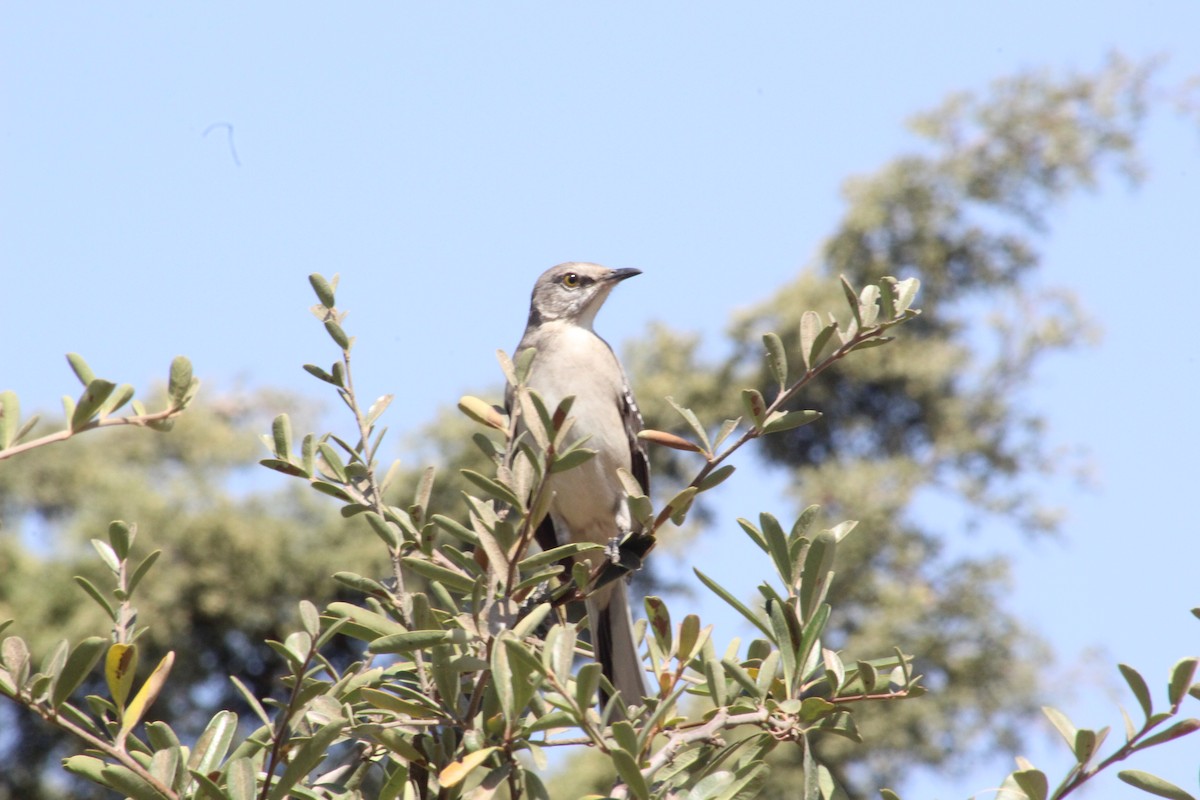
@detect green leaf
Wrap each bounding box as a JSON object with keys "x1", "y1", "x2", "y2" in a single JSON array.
[
  {"x1": 62, "y1": 754, "x2": 108, "y2": 783},
  {"x1": 412, "y1": 465, "x2": 436, "y2": 524},
  {"x1": 798, "y1": 311, "x2": 820, "y2": 371},
  {"x1": 575, "y1": 661, "x2": 602, "y2": 712},
  {"x1": 678, "y1": 614, "x2": 703, "y2": 663},
  {"x1": 167, "y1": 356, "x2": 194, "y2": 405},
  {"x1": 800, "y1": 530, "x2": 836, "y2": 623},
  {"x1": 491, "y1": 637, "x2": 518, "y2": 723},
  {"x1": 1134, "y1": 718, "x2": 1200, "y2": 750},
  {"x1": 847, "y1": 336, "x2": 893, "y2": 353},
  {"x1": 1119, "y1": 663, "x2": 1153, "y2": 720},
  {"x1": 855, "y1": 660, "x2": 878, "y2": 693},
  {"x1": 149, "y1": 746, "x2": 181, "y2": 790},
  {"x1": 309, "y1": 273, "x2": 336, "y2": 307},
  {"x1": 91, "y1": 538, "x2": 121, "y2": 574},
  {"x1": 107, "y1": 521, "x2": 133, "y2": 560},
  {"x1": 722, "y1": 658, "x2": 761, "y2": 698},
  {"x1": 99, "y1": 765, "x2": 171, "y2": 800},
  {"x1": 224, "y1": 757, "x2": 258, "y2": 800},
  {"x1": 858, "y1": 284, "x2": 881, "y2": 327},
  {"x1": 666, "y1": 396, "x2": 711, "y2": 452},
  {"x1": 762, "y1": 332, "x2": 788, "y2": 389},
  {"x1": 271, "y1": 414, "x2": 292, "y2": 459},
  {"x1": 802, "y1": 732, "x2": 819, "y2": 800},
  {"x1": 369, "y1": 629, "x2": 456, "y2": 654},
  {"x1": 101, "y1": 383, "x2": 135, "y2": 416},
  {"x1": 187, "y1": 773, "x2": 227, "y2": 800},
  {"x1": 267, "y1": 717, "x2": 347, "y2": 800},
  {"x1": 798, "y1": 696, "x2": 836, "y2": 723},
  {"x1": 612, "y1": 719, "x2": 640, "y2": 756},
  {"x1": 0, "y1": 390, "x2": 18, "y2": 449},
  {"x1": 741, "y1": 389, "x2": 767, "y2": 428},
  {"x1": 694, "y1": 568, "x2": 773, "y2": 640},
  {"x1": 550, "y1": 446, "x2": 597, "y2": 473},
  {"x1": 698, "y1": 464, "x2": 736, "y2": 490},
  {"x1": 367, "y1": 394, "x2": 394, "y2": 428},
  {"x1": 1042, "y1": 706, "x2": 1078, "y2": 750},
  {"x1": 40, "y1": 639, "x2": 69, "y2": 694},
  {"x1": 513, "y1": 345, "x2": 537, "y2": 383},
  {"x1": 324, "y1": 320, "x2": 351, "y2": 350},
  {"x1": 126, "y1": 551, "x2": 162, "y2": 599},
  {"x1": 1169, "y1": 657, "x2": 1198, "y2": 708},
  {"x1": 544, "y1": 623, "x2": 577, "y2": 680},
  {"x1": 461, "y1": 469, "x2": 522, "y2": 509},
  {"x1": 433, "y1": 514, "x2": 480, "y2": 546},
  {"x1": 737, "y1": 517, "x2": 769, "y2": 553},
  {"x1": 644, "y1": 596, "x2": 672, "y2": 656},
  {"x1": 1072, "y1": 727, "x2": 1097, "y2": 764},
  {"x1": 228, "y1": 676, "x2": 272, "y2": 728},
  {"x1": 66, "y1": 353, "x2": 96, "y2": 386},
  {"x1": 612, "y1": 748, "x2": 650, "y2": 800},
  {"x1": 259, "y1": 458, "x2": 309, "y2": 478},
  {"x1": 840, "y1": 275, "x2": 862, "y2": 326},
  {"x1": 400, "y1": 557, "x2": 478, "y2": 594},
  {"x1": 71, "y1": 379, "x2": 116, "y2": 431},
  {"x1": 879, "y1": 276, "x2": 899, "y2": 320},
  {"x1": 302, "y1": 363, "x2": 337, "y2": 385},
  {"x1": 761, "y1": 409, "x2": 822, "y2": 435},
  {"x1": 894, "y1": 277, "x2": 920, "y2": 314},
  {"x1": 666, "y1": 486, "x2": 699, "y2": 525},
  {"x1": 713, "y1": 417, "x2": 741, "y2": 449},
  {"x1": 519, "y1": 542, "x2": 603, "y2": 571},
  {"x1": 768, "y1": 601, "x2": 797, "y2": 690},
  {"x1": 796, "y1": 603, "x2": 830, "y2": 684},
  {"x1": 310, "y1": 480, "x2": 352, "y2": 502},
  {"x1": 510, "y1": 604, "x2": 552, "y2": 642},
  {"x1": 1117, "y1": 770, "x2": 1196, "y2": 800},
  {"x1": 759, "y1": 513, "x2": 793, "y2": 585},
  {"x1": 52, "y1": 636, "x2": 106, "y2": 708},
  {"x1": 187, "y1": 710, "x2": 238, "y2": 782},
  {"x1": 73, "y1": 576, "x2": 117, "y2": 621}
]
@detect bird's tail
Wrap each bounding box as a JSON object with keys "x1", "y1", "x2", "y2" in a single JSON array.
[{"x1": 589, "y1": 580, "x2": 646, "y2": 718}]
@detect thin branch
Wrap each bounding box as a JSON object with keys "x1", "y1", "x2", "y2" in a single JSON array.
[
  {"x1": 0, "y1": 406, "x2": 184, "y2": 461},
  {"x1": 21, "y1": 701, "x2": 179, "y2": 799}
]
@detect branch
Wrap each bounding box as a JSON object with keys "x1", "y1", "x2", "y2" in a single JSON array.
[
  {"x1": 0, "y1": 406, "x2": 185, "y2": 461},
  {"x1": 21, "y1": 700, "x2": 178, "y2": 800}
]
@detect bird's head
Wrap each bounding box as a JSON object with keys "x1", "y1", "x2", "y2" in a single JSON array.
[{"x1": 527, "y1": 262, "x2": 641, "y2": 329}]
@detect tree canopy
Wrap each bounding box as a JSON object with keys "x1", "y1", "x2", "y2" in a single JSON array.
[{"x1": 2, "y1": 55, "x2": 1198, "y2": 800}]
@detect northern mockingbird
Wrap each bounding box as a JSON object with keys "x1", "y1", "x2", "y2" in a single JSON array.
[{"x1": 509, "y1": 262, "x2": 649, "y2": 713}]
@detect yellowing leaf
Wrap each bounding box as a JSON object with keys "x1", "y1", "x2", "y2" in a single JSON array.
[
  {"x1": 120, "y1": 651, "x2": 174, "y2": 738},
  {"x1": 438, "y1": 746, "x2": 498, "y2": 787},
  {"x1": 105, "y1": 643, "x2": 137, "y2": 713}
]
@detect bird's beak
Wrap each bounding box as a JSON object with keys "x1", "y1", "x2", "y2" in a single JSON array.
[{"x1": 607, "y1": 268, "x2": 642, "y2": 283}]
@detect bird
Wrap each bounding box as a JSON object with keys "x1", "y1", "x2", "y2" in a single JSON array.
[{"x1": 508, "y1": 262, "x2": 649, "y2": 715}]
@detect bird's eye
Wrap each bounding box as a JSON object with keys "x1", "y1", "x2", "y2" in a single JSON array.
[{"x1": 561, "y1": 273, "x2": 580, "y2": 288}]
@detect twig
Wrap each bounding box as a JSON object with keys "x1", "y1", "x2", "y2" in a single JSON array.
[{"x1": 0, "y1": 407, "x2": 184, "y2": 461}]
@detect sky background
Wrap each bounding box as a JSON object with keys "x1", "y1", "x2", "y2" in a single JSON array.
[{"x1": 3, "y1": 4, "x2": 1200, "y2": 797}]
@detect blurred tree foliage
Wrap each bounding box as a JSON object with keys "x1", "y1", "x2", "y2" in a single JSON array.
[
  {"x1": 0, "y1": 54, "x2": 1192, "y2": 800},
  {"x1": 547, "y1": 54, "x2": 1168, "y2": 796},
  {"x1": 0, "y1": 393, "x2": 384, "y2": 800}
]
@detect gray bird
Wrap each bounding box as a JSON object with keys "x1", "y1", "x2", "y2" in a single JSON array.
[{"x1": 509, "y1": 262, "x2": 649, "y2": 714}]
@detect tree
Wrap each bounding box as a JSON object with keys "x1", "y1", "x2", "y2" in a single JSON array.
[
  {"x1": 613, "y1": 53, "x2": 1167, "y2": 794},
  {"x1": 2, "y1": 54, "x2": 1198, "y2": 800}
]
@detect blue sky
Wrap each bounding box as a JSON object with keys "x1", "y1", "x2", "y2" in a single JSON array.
[{"x1": 3, "y1": 4, "x2": 1200, "y2": 796}]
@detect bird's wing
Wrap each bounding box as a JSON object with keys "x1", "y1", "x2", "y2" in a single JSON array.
[{"x1": 621, "y1": 382, "x2": 650, "y2": 501}]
